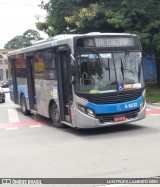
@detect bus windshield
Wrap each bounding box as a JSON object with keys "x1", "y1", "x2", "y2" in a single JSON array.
[{"x1": 75, "y1": 51, "x2": 144, "y2": 93}]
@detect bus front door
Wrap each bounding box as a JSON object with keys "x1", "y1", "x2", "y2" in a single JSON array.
[
  {"x1": 11, "y1": 59, "x2": 18, "y2": 104},
  {"x1": 26, "y1": 57, "x2": 36, "y2": 110},
  {"x1": 57, "y1": 48, "x2": 72, "y2": 123}
]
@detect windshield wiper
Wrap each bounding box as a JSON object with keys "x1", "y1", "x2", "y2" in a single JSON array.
[
  {"x1": 107, "y1": 58, "x2": 111, "y2": 81},
  {"x1": 120, "y1": 52, "x2": 135, "y2": 80},
  {"x1": 93, "y1": 50, "x2": 111, "y2": 80},
  {"x1": 93, "y1": 50, "x2": 109, "y2": 70},
  {"x1": 121, "y1": 59, "x2": 125, "y2": 81}
]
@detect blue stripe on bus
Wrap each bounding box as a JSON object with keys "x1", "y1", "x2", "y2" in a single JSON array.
[{"x1": 86, "y1": 96, "x2": 144, "y2": 114}]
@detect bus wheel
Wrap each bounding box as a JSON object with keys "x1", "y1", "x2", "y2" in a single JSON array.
[
  {"x1": 50, "y1": 104, "x2": 64, "y2": 128},
  {"x1": 21, "y1": 95, "x2": 31, "y2": 115}
]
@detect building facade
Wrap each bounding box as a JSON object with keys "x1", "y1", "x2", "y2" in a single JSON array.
[{"x1": 0, "y1": 49, "x2": 13, "y2": 84}]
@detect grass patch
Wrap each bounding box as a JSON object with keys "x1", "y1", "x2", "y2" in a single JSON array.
[{"x1": 146, "y1": 82, "x2": 160, "y2": 103}]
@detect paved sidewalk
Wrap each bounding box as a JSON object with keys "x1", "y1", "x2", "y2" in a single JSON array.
[{"x1": 147, "y1": 103, "x2": 160, "y2": 109}]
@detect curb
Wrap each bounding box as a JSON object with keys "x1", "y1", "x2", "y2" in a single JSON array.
[{"x1": 146, "y1": 103, "x2": 160, "y2": 109}]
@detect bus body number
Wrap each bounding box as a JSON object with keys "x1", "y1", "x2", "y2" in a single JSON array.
[{"x1": 125, "y1": 103, "x2": 137, "y2": 109}]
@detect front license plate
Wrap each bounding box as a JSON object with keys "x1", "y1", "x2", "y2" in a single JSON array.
[{"x1": 114, "y1": 115, "x2": 126, "y2": 122}]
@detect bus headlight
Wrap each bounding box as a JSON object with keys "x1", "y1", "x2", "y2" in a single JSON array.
[
  {"x1": 140, "y1": 89, "x2": 146, "y2": 110},
  {"x1": 78, "y1": 104, "x2": 86, "y2": 113},
  {"x1": 86, "y1": 108, "x2": 94, "y2": 116},
  {"x1": 142, "y1": 89, "x2": 146, "y2": 98},
  {"x1": 77, "y1": 103, "x2": 95, "y2": 117},
  {"x1": 140, "y1": 99, "x2": 145, "y2": 110}
]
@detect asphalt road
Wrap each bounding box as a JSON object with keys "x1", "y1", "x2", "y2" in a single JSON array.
[{"x1": 0, "y1": 93, "x2": 160, "y2": 187}]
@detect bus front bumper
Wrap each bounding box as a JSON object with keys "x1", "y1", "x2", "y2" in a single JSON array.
[{"x1": 75, "y1": 104, "x2": 146, "y2": 129}]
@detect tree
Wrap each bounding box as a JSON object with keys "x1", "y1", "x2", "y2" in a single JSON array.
[
  {"x1": 4, "y1": 29, "x2": 43, "y2": 49},
  {"x1": 65, "y1": 0, "x2": 160, "y2": 50},
  {"x1": 65, "y1": 3, "x2": 116, "y2": 33},
  {"x1": 23, "y1": 29, "x2": 42, "y2": 44},
  {"x1": 4, "y1": 36, "x2": 25, "y2": 49},
  {"x1": 36, "y1": 0, "x2": 76, "y2": 36},
  {"x1": 105, "y1": 0, "x2": 160, "y2": 85},
  {"x1": 37, "y1": 0, "x2": 160, "y2": 49},
  {"x1": 37, "y1": 0, "x2": 160, "y2": 85},
  {"x1": 36, "y1": 0, "x2": 126, "y2": 35}
]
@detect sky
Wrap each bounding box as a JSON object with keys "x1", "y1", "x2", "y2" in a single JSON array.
[{"x1": 0, "y1": 0, "x2": 48, "y2": 48}]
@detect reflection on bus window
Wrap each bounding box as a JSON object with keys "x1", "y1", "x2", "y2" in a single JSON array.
[{"x1": 76, "y1": 52, "x2": 144, "y2": 93}]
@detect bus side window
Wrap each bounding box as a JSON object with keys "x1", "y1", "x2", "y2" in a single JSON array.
[{"x1": 44, "y1": 51, "x2": 57, "y2": 80}]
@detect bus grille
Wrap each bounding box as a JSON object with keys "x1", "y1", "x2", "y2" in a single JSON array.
[
  {"x1": 96, "y1": 109, "x2": 139, "y2": 123},
  {"x1": 84, "y1": 90, "x2": 142, "y2": 104}
]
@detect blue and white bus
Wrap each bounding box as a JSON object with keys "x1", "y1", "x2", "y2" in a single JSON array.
[{"x1": 8, "y1": 32, "x2": 146, "y2": 128}]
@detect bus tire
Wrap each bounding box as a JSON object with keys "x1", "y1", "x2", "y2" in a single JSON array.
[
  {"x1": 50, "y1": 103, "x2": 64, "y2": 128},
  {"x1": 21, "y1": 95, "x2": 31, "y2": 115}
]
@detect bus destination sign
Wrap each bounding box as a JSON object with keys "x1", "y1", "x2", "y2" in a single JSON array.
[{"x1": 95, "y1": 38, "x2": 134, "y2": 47}]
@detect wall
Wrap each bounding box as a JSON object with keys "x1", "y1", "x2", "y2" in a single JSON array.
[{"x1": 142, "y1": 53, "x2": 157, "y2": 81}]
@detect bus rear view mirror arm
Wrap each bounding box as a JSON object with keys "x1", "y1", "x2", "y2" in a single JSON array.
[
  {"x1": 70, "y1": 77, "x2": 76, "y2": 85},
  {"x1": 70, "y1": 54, "x2": 76, "y2": 62}
]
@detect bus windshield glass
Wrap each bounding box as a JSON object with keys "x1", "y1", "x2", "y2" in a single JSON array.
[{"x1": 75, "y1": 51, "x2": 144, "y2": 93}]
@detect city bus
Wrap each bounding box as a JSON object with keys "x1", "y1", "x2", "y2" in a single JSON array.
[{"x1": 8, "y1": 32, "x2": 146, "y2": 128}]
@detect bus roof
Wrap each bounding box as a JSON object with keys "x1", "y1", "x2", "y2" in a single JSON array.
[{"x1": 7, "y1": 32, "x2": 137, "y2": 56}]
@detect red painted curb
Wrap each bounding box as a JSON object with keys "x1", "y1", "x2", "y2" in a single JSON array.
[
  {"x1": 0, "y1": 120, "x2": 49, "y2": 129},
  {"x1": 146, "y1": 110, "x2": 160, "y2": 115}
]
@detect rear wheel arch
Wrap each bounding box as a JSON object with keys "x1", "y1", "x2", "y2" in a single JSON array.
[
  {"x1": 49, "y1": 100, "x2": 56, "y2": 118},
  {"x1": 49, "y1": 100, "x2": 64, "y2": 128}
]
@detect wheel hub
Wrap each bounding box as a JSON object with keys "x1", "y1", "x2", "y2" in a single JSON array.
[{"x1": 54, "y1": 108, "x2": 60, "y2": 121}]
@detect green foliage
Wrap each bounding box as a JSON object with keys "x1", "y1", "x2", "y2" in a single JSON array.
[
  {"x1": 36, "y1": 0, "x2": 160, "y2": 85},
  {"x1": 23, "y1": 29, "x2": 42, "y2": 43},
  {"x1": 36, "y1": 0, "x2": 77, "y2": 36},
  {"x1": 113, "y1": 0, "x2": 160, "y2": 52},
  {"x1": 37, "y1": 0, "x2": 160, "y2": 52},
  {"x1": 146, "y1": 83, "x2": 160, "y2": 103},
  {"x1": 4, "y1": 36, "x2": 29, "y2": 49},
  {"x1": 65, "y1": 3, "x2": 108, "y2": 33},
  {"x1": 4, "y1": 29, "x2": 43, "y2": 49}
]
